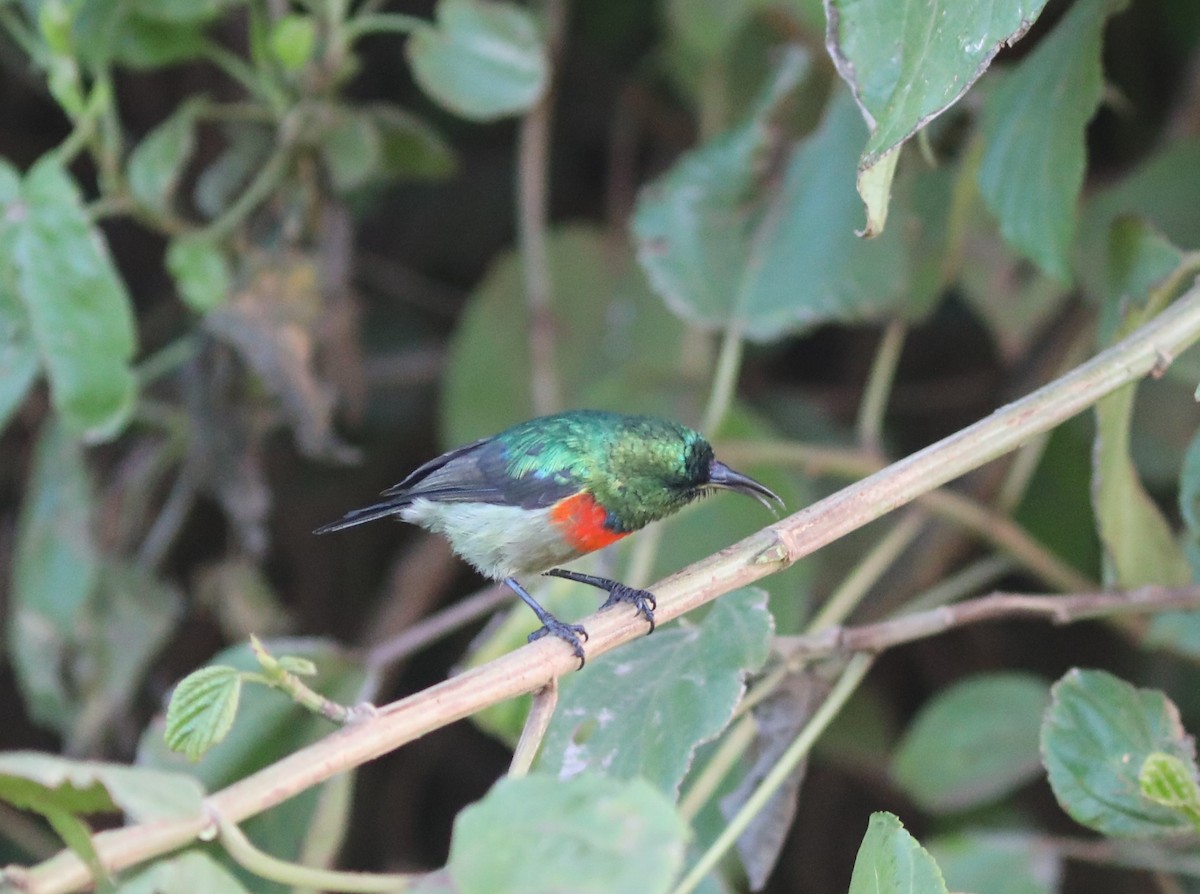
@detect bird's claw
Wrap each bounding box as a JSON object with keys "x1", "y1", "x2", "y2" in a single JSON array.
[
  {"x1": 528, "y1": 618, "x2": 589, "y2": 666},
  {"x1": 601, "y1": 585, "x2": 657, "y2": 634}
]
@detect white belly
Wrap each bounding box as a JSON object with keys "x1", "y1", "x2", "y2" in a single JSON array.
[{"x1": 401, "y1": 499, "x2": 583, "y2": 579}]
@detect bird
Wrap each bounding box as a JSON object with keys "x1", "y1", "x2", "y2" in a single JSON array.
[{"x1": 315, "y1": 409, "x2": 783, "y2": 663}]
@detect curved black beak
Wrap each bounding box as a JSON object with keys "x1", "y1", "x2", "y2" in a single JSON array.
[{"x1": 707, "y1": 460, "x2": 784, "y2": 514}]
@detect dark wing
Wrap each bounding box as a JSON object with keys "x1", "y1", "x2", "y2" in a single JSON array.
[{"x1": 314, "y1": 433, "x2": 579, "y2": 534}]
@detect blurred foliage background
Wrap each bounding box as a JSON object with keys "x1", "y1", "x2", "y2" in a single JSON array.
[{"x1": 2, "y1": 0, "x2": 1200, "y2": 891}]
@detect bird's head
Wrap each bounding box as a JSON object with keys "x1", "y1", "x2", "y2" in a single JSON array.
[{"x1": 594, "y1": 419, "x2": 783, "y2": 530}]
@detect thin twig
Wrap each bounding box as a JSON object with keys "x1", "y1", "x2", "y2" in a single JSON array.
[
  {"x1": 777, "y1": 585, "x2": 1200, "y2": 662},
  {"x1": 510, "y1": 680, "x2": 559, "y2": 777},
  {"x1": 15, "y1": 284, "x2": 1200, "y2": 894},
  {"x1": 855, "y1": 320, "x2": 907, "y2": 455},
  {"x1": 517, "y1": 0, "x2": 568, "y2": 414}
]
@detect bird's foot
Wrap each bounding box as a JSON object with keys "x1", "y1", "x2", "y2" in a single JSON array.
[
  {"x1": 527, "y1": 617, "x2": 590, "y2": 666},
  {"x1": 600, "y1": 584, "x2": 657, "y2": 633}
]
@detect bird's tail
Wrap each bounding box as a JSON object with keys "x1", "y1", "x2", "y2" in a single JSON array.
[{"x1": 313, "y1": 498, "x2": 410, "y2": 534}]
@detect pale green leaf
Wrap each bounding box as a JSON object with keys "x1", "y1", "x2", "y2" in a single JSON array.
[
  {"x1": 848, "y1": 812, "x2": 947, "y2": 894},
  {"x1": 406, "y1": 0, "x2": 548, "y2": 121},
  {"x1": 928, "y1": 831, "x2": 1061, "y2": 894},
  {"x1": 1041, "y1": 669, "x2": 1196, "y2": 837},
  {"x1": 447, "y1": 774, "x2": 687, "y2": 894},
  {"x1": 127, "y1": 100, "x2": 201, "y2": 214},
  {"x1": 0, "y1": 158, "x2": 137, "y2": 440},
  {"x1": 269, "y1": 14, "x2": 316, "y2": 72},
  {"x1": 164, "y1": 666, "x2": 243, "y2": 762},
  {"x1": 891, "y1": 673, "x2": 1049, "y2": 813},
  {"x1": 166, "y1": 235, "x2": 231, "y2": 313},
  {"x1": 1139, "y1": 752, "x2": 1200, "y2": 824},
  {"x1": 0, "y1": 752, "x2": 205, "y2": 822},
  {"x1": 0, "y1": 248, "x2": 38, "y2": 434},
  {"x1": 827, "y1": 0, "x2": 1050, "y2": 236},
  {"x1": 10, "y1": 420, "x2": 100, "y2": 732},
  {"x1": 116, "y1": 849, "x2": 252, "y2": 894},
  {"x1": 978, "y1": 0, "x2": 1129, "y2": 281},
  {"x1": 536, "y1": 589, "x2": 773, "y2": 794}
]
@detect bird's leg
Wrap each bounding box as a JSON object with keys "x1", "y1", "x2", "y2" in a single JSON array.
[
  {"x1": 503, "y1": 577, "x2": 588, "y2": 665},
  {"x1": 542, "y1": 568, "x2": 657, "y2": 634}
]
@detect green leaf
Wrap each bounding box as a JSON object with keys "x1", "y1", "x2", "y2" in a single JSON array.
[
  {"x1": 268, "y1": 14, "x2": 316, "y2": 72},
  {"x1": 110, "y1": 14, "x2": 209, "y2": 68},
  {"x1": 0, "y1": 157, "x2": 137, "y2": 440},
  {"x1": 447, "y1": 774, "x2": 688, "y2": 894},
  {"x1": 442, "y1": 224, "x2": 689, "y2": 447},
  {"x1": 373, "y1": 105, "x2": 456, "y2": 181},
  {"x1": 1076, "y1": 138, "x2": 1200, "y2": 301},
  {"x1": 1139, "y1": 752, "x2": 1200, "y2": 832},
  {"x1": 166, "y1": 235, "x2": 231, "y2": 313},
  {"x1": 127, "y1": 101, "x2": 201, "y2": 214},
  {"x1": 406, "y1": 0, "x2": 548, "y2": 122},
  {"x1": 0, "y1": 248, "x2": 39, "y2": 435},
  {"x1": 194, "y1": 124, "x2": 273, "y2": 218},
  {"x1": 1041, "y1": 668, "x2": 1197, "y2": 837},
  {"x1": 10, "y1": 420, "x2": 100, "y2": 732},
  {"x1": 0, "y1": 752, "x2": 205, "y2": 823},
  {"x1": 116, "y1": 849, "x2": 252, "y2": 894},
  {"x1": 72, "y1": 562, "x2": 183, "y2": 753},
  {"x1": 891, "y1": 673, "x2": 1049, "y2": 813},
  {"x1": 633, "y1": 77, "x2": 911, "y2": 341},
  {"x1": 536, "y1": 589, "x2": 773, "y2": 794},
  {"x1": 847, "y1": 812, "x2": 947, "y2": 894},
  {"x1": 164, "y1": 666, "x2": 243, "y2": 762},
  {"x1": 827, "y1": 0, "x2": 1049, "y2": 237},
  {"x1": 128, "y1": 0, "x2": 244, "y2": 24},
  {"x1": 320, "y1": 107, "x2": 384, "y2": 193},
  {"x1": 978, "y1": 0, "x2": 1129, "y2": 281},
  {"x1": 927, "y1": 831, "x2": 1061, "y2": 894}
]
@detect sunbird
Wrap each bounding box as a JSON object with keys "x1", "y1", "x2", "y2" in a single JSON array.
[{"x1": 315, "y1": 410, "x2": 782, "y2": 662}]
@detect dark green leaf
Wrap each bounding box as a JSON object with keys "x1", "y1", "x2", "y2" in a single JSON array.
[
  {"x1": 847, "y1": 812, "x2": 947, "y2": 894},
  {"x1": 111, "y1": 14, "x2": 209, "y2": 68},
  {"x1": 1041, "y1": 669, "x2": 1196, "y2": 837},
  {"x1": 128, "y1": 0, "x2": 243, "y2": 24},
  {"x1": 633, "y1": 78, "x2": 911, "y2": 341},
  {"x1": 827, "y1": 0, "x2": 1049, "y2": 236},
  {"x1": 128, "y1": 101, "x2": 201, "y2": 214},
  {"x1": 978, "y1": 0, "x2": 1130, "y2": 281},
  {"x1": 447, "y1": 774, "x2": 687, "y2": 894},
  {"x1": 9, "y1": 420, "x2": 99, "y2": 732},
  {"x1": 406, "y1": 0, "x2": 548, "y2": 122},
  {"x1": 927, "y1": 831, "x2": 1061, "y2": 894},
  {"x1": 891, "y1": 673, "x2": 1048, "y2": 813},
  {"x1": 268, "y1": 14, "x2": 315, "y2": 72},
  {"x1": 0, "y1": 158, "x2": 137, "y2": 440},
  {"x1": 166, "y1": 235, "x2": 231, "y2": 313},
  {"x1": 0, "y1": 752, "x2": 205, "y2": 822},
  {"x1": 116, "y1": 849, "x2": 252, "y2": 894},
  {"x1": 537, "y1": 589, "x2": 773, "y2": 794},
  {"x1": 373, "y1": 105, "x2": 456, "y2": 180},
  {"x1": 164, "y1": 666, "x2": 243, "y2": 762}
]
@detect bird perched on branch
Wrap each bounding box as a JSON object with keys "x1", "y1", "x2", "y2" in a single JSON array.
[{"x1": 315, "y1": 410, "x2": 782, "y2": 663}]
